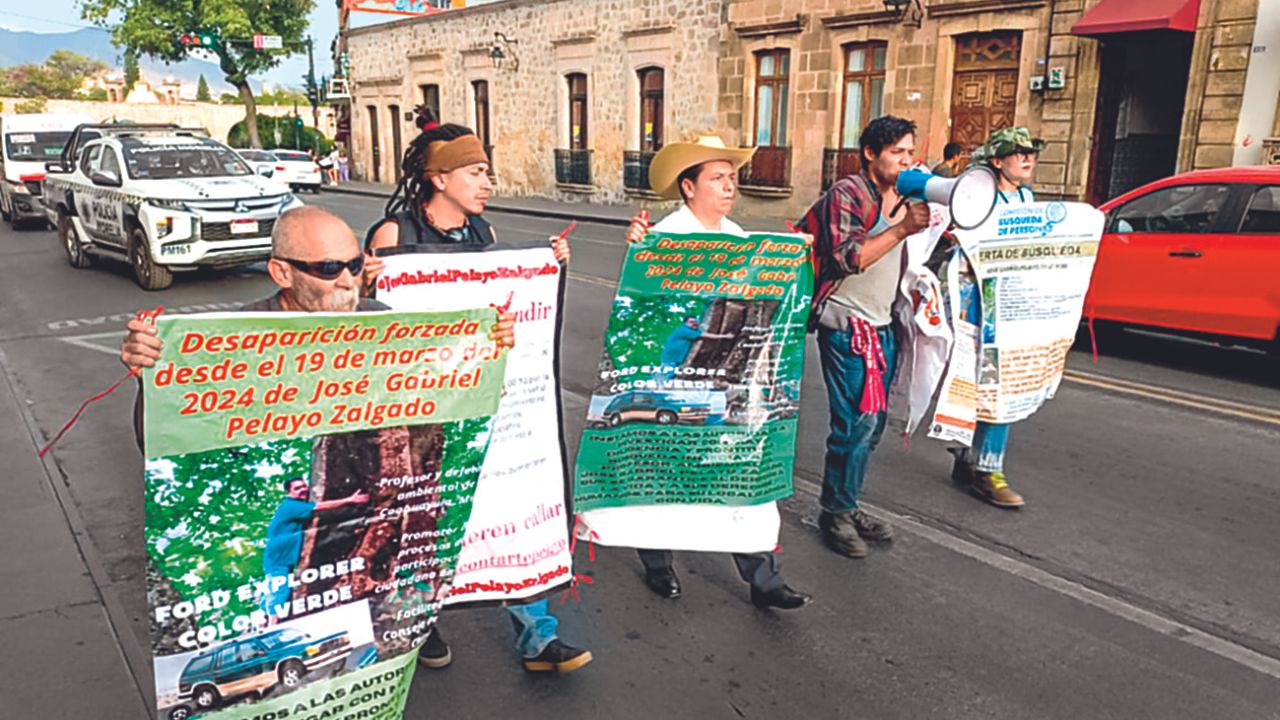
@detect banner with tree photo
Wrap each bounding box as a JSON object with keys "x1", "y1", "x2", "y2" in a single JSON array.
[
  {"x1": 375, "y1": 244, "x2": 574, "y2": 605},
  {"x1": 142, "y1": 310, "x2": 506, "y2": 720},
  {"x1": 574, "y1": 232, "x2": 813, "y2": 553}
]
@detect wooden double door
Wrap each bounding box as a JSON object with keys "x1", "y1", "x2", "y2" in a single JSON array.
[{"x1": 949, "y1": 32, "x2": 1021, "y2": 157}]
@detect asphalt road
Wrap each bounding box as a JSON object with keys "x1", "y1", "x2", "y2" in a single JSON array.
[{"x1": 2, "y1": 191, "x2": 1278, "y2": 720}]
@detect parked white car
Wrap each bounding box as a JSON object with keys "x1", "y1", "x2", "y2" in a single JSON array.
[
  {"x1": 270, "y1": 149, "x2": 323, "y2": 193},
  {"x1": 43, "y1": 124, "x2": 303, "y2": 290},
  {"x1": 0, "y1": 113, "x2": 91, "y2": 229},
  {"x1": 236, "y1": 149, "x2": 280, "y2": 178}
]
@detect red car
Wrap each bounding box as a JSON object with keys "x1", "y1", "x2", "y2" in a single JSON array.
[{"x1": 1085, "y1": 166, "x2": 1280, "y2": 353}]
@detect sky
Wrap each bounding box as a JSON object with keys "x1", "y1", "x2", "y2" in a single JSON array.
[{"x1": 0, "y1": 2, "x2": 364, "y2": 88}]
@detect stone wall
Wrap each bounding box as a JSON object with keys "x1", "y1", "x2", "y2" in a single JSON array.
[
  {"x1": 1180, "y1": 0, "x2": 1260, "y2": 170},
  {"x1": 0, "y1": 98, "x2": 337, "y2": 146},
  {"x1": 345, "y1": 0, "x2": 725, "y2": 202}
]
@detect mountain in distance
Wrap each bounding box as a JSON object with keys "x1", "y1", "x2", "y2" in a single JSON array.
[{"x1": 0, "y1": 27, "x2": 288, "y2": 94}]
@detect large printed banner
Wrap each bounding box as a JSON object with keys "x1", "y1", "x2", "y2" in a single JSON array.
[
  {"x1": 376, "y1": 245, "x2": 574, "y2": 604},
  {"x1": 143, "y1": 310, "x2": 506, "y2": 720},
  {"x1": 929, "y1": 201, "x2": 1104, "y2": 444},
  {"x1": 575, "y1": 232, "x2": 813, "y2": 553}
]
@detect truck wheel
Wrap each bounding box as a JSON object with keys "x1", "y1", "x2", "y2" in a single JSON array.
[
  {"x1": 59, "y1": 212, "x2": 94, "y2": 268},
  {"x1": 129, "y1": 227, "x2": 173, "y2": 290},
  {"x1": 278, "y1": 659, "x2": 307, "y2": 689},
  {"x1": 169, "y1": 706, "x2": 192, "y2": 720},
  {"x1": 655, "y1": 410, "x2": 678, "y2": 425},
  {"x1": 192, "y1": 685, "x2": 220, "y2": 709}
]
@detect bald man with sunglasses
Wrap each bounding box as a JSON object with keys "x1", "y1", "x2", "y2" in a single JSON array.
[{"x1": 120, "y1": 206, "x2": 516, "y2": 438}]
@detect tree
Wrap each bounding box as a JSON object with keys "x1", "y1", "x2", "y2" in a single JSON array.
[
  {"x1": 0, "y1": 51, "x2": 108, "y2": 99},
  {"x1": 79, "y1": 87, "x2": 110, "y2": 101},
  {"x1": 122, "y1": 49, "x2": 138, "y2": 96},
  {"x1": 15, "y1": 97, "x2": 47, "y2": 113},
  {"x1": 81, "y1": 0, "x2": 315, "y2": 149},
  {"x1": 228, "y1": 113, "x2": 332, "y2": 154},
  {"x1": 196, "y1": 73, "x2": 211, "y2": 102}
]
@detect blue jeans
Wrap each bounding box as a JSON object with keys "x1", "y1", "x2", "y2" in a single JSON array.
[
  {"x1": 964, "y1": 421, "x2": 1010, "y2": 472},
  {"x1": 506, "y1": 599, "x2": 559, "y2": 658},
  {"x1": 816, "y1": 325, "x2": 898, "y2": 514}
]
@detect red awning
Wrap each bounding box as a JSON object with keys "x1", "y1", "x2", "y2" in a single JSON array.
[{"x1": 1071, "y1": 0, "x2": 1200, "y2": 36}]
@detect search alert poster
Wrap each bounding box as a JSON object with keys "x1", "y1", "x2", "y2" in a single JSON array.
[
  {"x1": 141, "y1": 310, "x2": 505, "y2": 720},
  {"x1": 574, "y1": 231, "x2": 813, "y2": 554}
]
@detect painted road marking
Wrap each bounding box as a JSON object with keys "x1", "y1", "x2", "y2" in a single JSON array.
[
  {"x1": 562, "y1": 271, "x2": 1280, "y2": 426},
  {"x1": 560, "y1": 383, "x2": 1280, "y2": 681},
  {"x1": 45, "y1": 302, "x2": 242, "y2": 332},
  {"x1": 60, "y1": 332, "x2": 122, "y2": 357},
  {"x1": 1063, "y1": 368, "x2": 1280, "y2": 426},
  {"x1": 794, "y1": 478, "x2": 1280, "y2": 682}
]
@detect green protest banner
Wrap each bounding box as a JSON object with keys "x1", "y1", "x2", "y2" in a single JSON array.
[
  {"x1": 144, "y1": 310, "x2": 506, "y2": 720},
  {"x1": 143, "y1": 310, "x2": 506, "y2": 458},
  {"x1": 574, "y1": 232, "x2": 813, "y2": 533}
]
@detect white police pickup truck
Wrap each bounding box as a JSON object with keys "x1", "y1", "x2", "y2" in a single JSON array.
[{"x1": 43, "y1": 124, "x2": 303, "y2": 290}]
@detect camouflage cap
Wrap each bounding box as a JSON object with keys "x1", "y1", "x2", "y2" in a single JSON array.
[{"x1": 971, "y1": 126, "x2": 1047, "y2": 164}]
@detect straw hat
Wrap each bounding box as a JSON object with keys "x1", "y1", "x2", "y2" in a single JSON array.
[{"x1": 648, "y1": 135, "x2": 757, "y2": 200}]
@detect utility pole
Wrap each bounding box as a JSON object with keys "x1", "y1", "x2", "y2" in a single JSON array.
[{"x1": 306, "y1": 36, "x2": 320, "y2": 133}]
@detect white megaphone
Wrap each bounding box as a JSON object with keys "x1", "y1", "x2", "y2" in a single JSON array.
[{"x1": 890, "y1": 165, "x2": 998, "y2": 230}]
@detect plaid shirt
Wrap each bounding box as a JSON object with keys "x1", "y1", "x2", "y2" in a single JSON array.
[{"x1": 796, "y1": 171, "x2": 883, "y2": 331}]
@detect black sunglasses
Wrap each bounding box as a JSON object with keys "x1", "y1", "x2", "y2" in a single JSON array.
[{"x1": 275, "y1": 255, "x2": 365, "y2": 280}]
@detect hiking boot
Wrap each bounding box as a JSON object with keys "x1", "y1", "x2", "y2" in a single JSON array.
[
  {"x1": 522, "y1": 640, "x2": 593, "y2": 673},
  {"x1": 418, "y1": 628, "x2": 452, "y2": 669},
  {"x1": 852, "y1": 509, "x2": 893, "y2": 542},
  {"x1": 818, "y1": 510, "x2": 868, "y2": 558},
  {"x1": 970, "y1": 471, "x2": 1025, "y2": 509}
]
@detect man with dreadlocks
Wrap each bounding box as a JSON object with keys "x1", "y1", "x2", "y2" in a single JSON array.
[{"x1": 362, "y1": 121, "x2": 588, "y2": 675}]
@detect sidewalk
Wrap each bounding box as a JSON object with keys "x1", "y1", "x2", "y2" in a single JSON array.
[
  {"x1": 0, "y1": 351, "x2": 151, "y2": 718},
  {"x1": 322, "y1": 180, "x2": 790, "y2": 231}
]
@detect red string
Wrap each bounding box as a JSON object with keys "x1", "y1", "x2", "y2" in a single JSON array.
[
  {"x1": 560, "y1": 515, "x2": 598, "y2": 604},
  {"x1": 37, "y1": 305, "x2": 164, "y2": 459},
  {"x1": 38, "y1": 369, "x2": 138, "y2": 458}
]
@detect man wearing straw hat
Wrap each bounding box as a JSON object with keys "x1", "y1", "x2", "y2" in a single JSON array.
[{"x1": 623, "y1": 134, "x2": 811, "y2": 611}]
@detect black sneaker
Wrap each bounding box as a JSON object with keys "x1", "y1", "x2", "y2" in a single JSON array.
[
  {"x1": 522, "y1": 639, "x2": 593, "y2": 673},
  {"x1": 418, "y1": 627, "x2": 452, "y2": 669},
  {"x1": 852, "y1": 508, "x2": 893, "y2": 542}
]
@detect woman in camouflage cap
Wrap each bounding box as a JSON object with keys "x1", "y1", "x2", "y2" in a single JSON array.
[
  {"x1": 948, "y1": 126, "x2": 1044, "y2": 509},
  {"x1": 972, "y1": 126, "x2": 1046, "y2": 204}
]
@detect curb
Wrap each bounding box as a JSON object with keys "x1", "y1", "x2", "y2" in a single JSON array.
[{"x1": 319, "y1": 185, "x2": 633, "y2": 227}]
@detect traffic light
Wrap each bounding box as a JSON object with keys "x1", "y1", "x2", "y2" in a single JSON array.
[{"x1": 177, "y1": 29, "x2": 217, "y2": 47}]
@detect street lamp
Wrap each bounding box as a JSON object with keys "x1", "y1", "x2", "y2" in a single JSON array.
[
  {"x1": 489, "y1": 32, "x2": 519, "y2": 71},
  {"x1": 882, "y1": 0, "x2": 924, "y2": 27}
]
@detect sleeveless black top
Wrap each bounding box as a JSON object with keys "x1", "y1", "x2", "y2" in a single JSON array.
[{"x1": 366, "y1": 210, "x2": 495, "y2": 250}]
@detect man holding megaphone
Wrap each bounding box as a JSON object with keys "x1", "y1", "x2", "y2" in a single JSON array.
[{"x1": 796, "y1": 116, "x2": 930, "y2": 560}]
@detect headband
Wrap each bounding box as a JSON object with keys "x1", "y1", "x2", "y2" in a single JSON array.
[{"x1": 424, "y1": 135, "x2": 489, "y2": 177}]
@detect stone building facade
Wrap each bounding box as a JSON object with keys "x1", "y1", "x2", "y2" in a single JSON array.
[
  {"x1": 719, "y1": 0, "x2": 1269, "y2": 218},
  {"x1": 344, "y1": 0, "x2": 726, "y2": 202},
  {"x1": 345, "y1": 0, "x2": 1272, "y2": 218}
]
